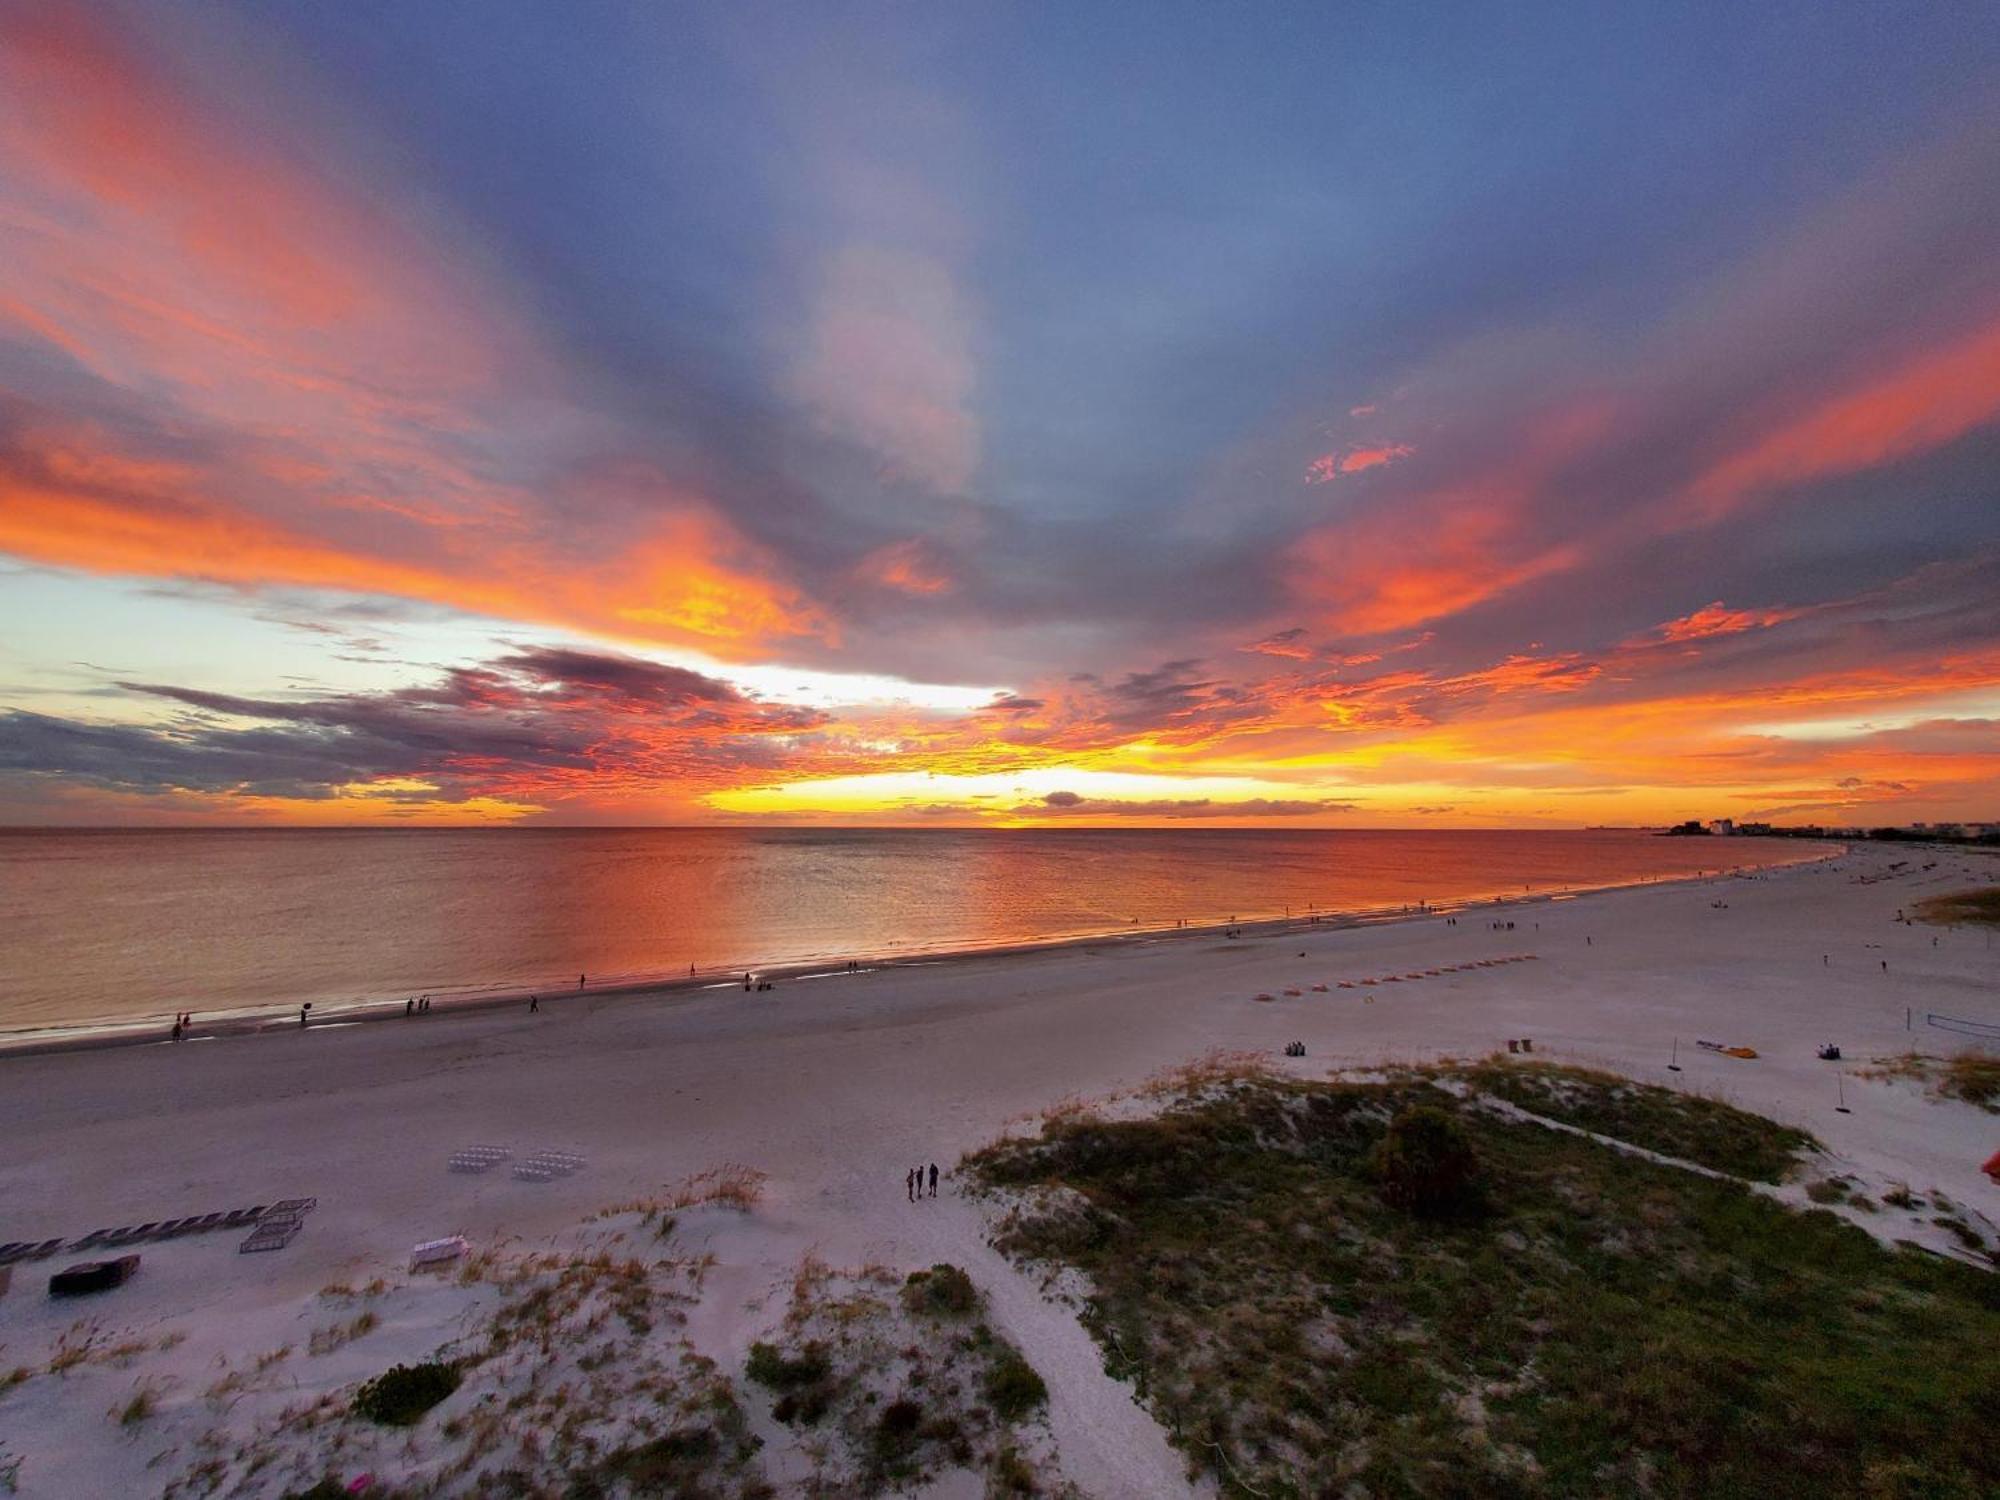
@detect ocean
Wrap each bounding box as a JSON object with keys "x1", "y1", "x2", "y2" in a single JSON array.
[{"x1": 0, "y1": 827, "x2": 1824, "y2": 1034}]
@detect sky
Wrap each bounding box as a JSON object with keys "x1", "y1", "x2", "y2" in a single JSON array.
[{"x1": 2, "y1": 0, "x2": 1998, "y2": 829}]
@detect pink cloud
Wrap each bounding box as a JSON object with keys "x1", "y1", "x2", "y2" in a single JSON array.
[{"x1": 1305, "y1": 443, "x2": 1415, "y2": 484}]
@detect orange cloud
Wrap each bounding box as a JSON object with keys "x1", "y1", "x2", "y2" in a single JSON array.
[
  {"x1": 1646, "y1": 600, "x2": 1805, "y2": 645},
  {"x1": 854, "y1": 538, "x2": 955, "y2": 596},
  {"x1": 0, "y1": 4, "x2": 831, "y2": 660},
  {"x1": 1289, "y1": 402, "x2": 1609, "y2": 634},
  {"x1": 1689, "y1": 317, "x2": 2000, "y2": 521}
]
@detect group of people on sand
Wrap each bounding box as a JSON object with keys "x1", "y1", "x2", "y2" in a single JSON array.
[
  {"x1": 168, "y1": 1011, "x2": 194, "y2": 1041},
  {"x1": 906, "y1": 1162, "x2": 940, "y2": 1201}
]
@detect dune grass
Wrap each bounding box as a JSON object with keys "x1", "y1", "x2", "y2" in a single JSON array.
[
  {"x1": 1455, "y1": 1058, "x2": 1817, "y2": 1181},
  {"x1": 968, "y1": 1066, "x2": 1999, "y2": 1499},
  {"x1": 1860, "y1": 1051, "x2": 2000, "y2": 1112}
]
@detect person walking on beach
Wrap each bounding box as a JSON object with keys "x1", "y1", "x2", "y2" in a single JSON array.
[
  {"x1": 928, "y1": 1163, "x2": 939, "y2": 1198},
  {"x1": 405, "y1": 998, "x2": 414, "y2": 1017},
  {"x1": 529, "y1": 994, "x2": 539, "y2": 1013},
  {"x1": 299, "y1": 1003, "x2": 311, "y2": 1029},
  {"x1": 905, "y1": 1168, "x2": 916, "y2": 1202},
  {"x1": 578, "y1": 973, "x2": 586, "y2": 990}
]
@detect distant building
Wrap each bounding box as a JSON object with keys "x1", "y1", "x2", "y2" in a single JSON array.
[{"x1": 1706, "y1": 819, "x2": 1736, "y2": 836}]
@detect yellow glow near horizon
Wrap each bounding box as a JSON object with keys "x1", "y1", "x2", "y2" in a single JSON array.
[{"x1": 707, "y1": 766, "x2": 1331, "y2": 817}]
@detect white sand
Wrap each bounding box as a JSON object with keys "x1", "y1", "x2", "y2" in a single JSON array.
[{"x1": 0, "y1": 843, "x2": 1995, "y2": 1497}]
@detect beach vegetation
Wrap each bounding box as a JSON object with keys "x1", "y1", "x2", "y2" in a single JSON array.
[
  {"x1": 351, "y1": 1359, "x2": 460, "y2": 1426},
  {"x1": 1859, "y1": 1050, "x2": 2000, "y2": 1112},
  {"x1": 745, "y1": 1256, "x2": 1061, "y2": 1493},
  {"x1": 1913, "y1": 888, "x2": 2000, "y2": 927},
  {"x1": 981, "y1": 1352, "x2": 1048, "y2": 1422},
  {"x1": 903, "y1": 1263, "x2": 980, "y2": 1318},
  {"x1": 968, "y1": 1066, "x2": 2000, "y2": 1498},
  {"x1": 308, "y1": 1310, "x2": 379, "y2": 1356},
  {"x1": 664, "y1": 1163, "x2": 769, "y2": 1211},
  {"x1": 112, "y1": 1377, "x2": 165, "y2": 1428},
  {"x1": 1371, "y1": 1104, "x2": 1482, "y2": 1217},
  {"x1": 1459, "y1": 1057, "x2": 1817, "y2": 1179}
]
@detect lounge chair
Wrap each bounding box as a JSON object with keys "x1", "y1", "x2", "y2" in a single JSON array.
[
  {"x1": 238, "y1": 1220, "x2": 302, "y2": 1254},
  {"x1": 69, "y1": 1230, "x2": 112, "y2": 1250}
]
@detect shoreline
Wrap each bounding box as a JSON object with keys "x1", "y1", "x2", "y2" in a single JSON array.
[
  {"x1": 2, "y1": 837, "x2": 1993, "y2": 1499},
  {"x1": 0, "y1": 842, "x2": 1841, "y2": 1059}
]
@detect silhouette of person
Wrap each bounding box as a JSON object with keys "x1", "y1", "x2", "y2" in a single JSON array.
[
  {"x1": 578, "y1": 973, "x2": 586, "y2": 990},
  {"x1": 405, "y1": 998, "x2": 414, "y2": 1017},
  {"x1": 928, "y1": 1163, "x2": 938, "y2": 1198},
  {"x1": 905, "y1": 1168, "x2": 914, "y2": 1202},
  {"x1": 529, "y1": 994, "x2": 539, "y2": 1013}
]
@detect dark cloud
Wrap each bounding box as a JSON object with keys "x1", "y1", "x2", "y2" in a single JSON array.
[{"x1": 3, "y1": 648, "x2": 828, "y2": 807}]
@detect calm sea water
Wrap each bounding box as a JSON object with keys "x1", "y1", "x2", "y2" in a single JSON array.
[{"x1": 0, "y1": 828, "x2": 1822, "y2": 1033}]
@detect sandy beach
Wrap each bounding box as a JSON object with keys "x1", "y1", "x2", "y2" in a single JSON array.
[{"x1": 2, "y1": 842, "x2": 1995, "y2": 1497}]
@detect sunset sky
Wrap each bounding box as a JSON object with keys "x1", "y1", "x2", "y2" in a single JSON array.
[{"x1": 3, "y1": 1, "x2": 1998, "y2": 827}]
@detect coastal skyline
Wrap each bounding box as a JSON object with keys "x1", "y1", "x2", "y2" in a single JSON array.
[{"x1": 4, "y1": 2, "x2": 1999, "y2": 828}]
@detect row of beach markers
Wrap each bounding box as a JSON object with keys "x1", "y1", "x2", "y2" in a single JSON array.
[{"x1": 1253, "y1": 954, "x2": 1538, "y2": 1002}]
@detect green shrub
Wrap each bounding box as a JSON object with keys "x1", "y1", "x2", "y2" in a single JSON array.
[
  {"x1": 350, "y1": 1359, "x2": 460, "y2": 1426},
  {"x1": 902, "y1": 1263, "x2": 979, "y2": 1318},
  {"x1": 745, "y1": 1340, "x2": 830, "y2": 1390},
  {"x1": 1372, "y1": 1105, "x2": 1480, "y2": 1217},
  {"x1": 982, "y1": 1351, "x2": 1048, "y2": 1422}
]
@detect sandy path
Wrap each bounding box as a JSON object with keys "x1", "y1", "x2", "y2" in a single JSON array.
[{"x1": 0, "y1": 842, "x2": 1994, "y2": 1494}]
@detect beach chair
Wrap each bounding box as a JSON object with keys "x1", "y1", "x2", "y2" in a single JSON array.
[
  {"x1": 69, "y1": 1229, "x2": 112, "y2": 1251},
  {"x1": 239, "y1": 1219, "x2": 302, "y2": 1254},
  {"x1": 409, "y1": 1235, "x2": 469, "y2": 1271},
  {"x1": 0, "y1": 1243, "x2": 25, "y2": 1264}
]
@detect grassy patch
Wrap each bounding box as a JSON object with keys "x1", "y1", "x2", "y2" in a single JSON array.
[
  {"x1": 1459, "y1": 1058, "x2": 1817, "y2": 1180},
  {"x1": 968, "y1": 1070, "x2": 1999, "y2": 1498},
  {"x1": 351, "y1": 1360, "x2": 460, "y2": 1426},
  {"x1": 1914, "y1": 888, "x2": 2000, "y2": 927}
]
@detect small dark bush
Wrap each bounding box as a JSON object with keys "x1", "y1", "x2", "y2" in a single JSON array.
[
  {"x1": 745, "y1": 1340, "x2": 830, "y2": 1389},
  {"x1": 983, "y1": 1351, "x2": 1048, "y2": 1422},
  {"x1": 351, "y1": 1359, "x2": 460, "y2": 1425},
  {"x1": 599, "y1": 1426, "x2": 718, "y2": 1489},
  {"x1": 902, "y1": 1263, "x2": 979, "y2": 1318},
  {"x1": 1372, "y1": 1105, "x2": 1480, "y2": 1217}
]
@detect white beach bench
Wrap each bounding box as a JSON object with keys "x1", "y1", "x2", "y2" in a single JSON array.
[{"x1": 409, "y1": 1235, "x2": 470, "y2": 1271}]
